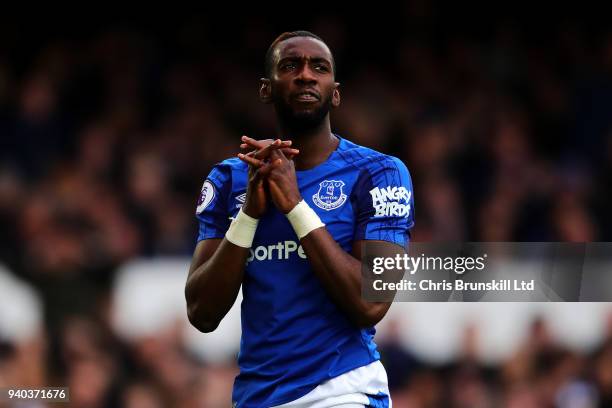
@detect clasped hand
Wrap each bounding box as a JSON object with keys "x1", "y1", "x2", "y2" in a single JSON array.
[{"x1": 237, "y1": 136, "x2": 303, "y2": 217}]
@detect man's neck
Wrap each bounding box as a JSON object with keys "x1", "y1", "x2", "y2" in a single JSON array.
[{"x1": 277, "y1": 117, "x2": 339, "y2": 171}]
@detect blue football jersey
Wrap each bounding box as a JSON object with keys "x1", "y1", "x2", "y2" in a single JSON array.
[{"x1": 195, "y1": 135, "x2": 415, "y2": 407}]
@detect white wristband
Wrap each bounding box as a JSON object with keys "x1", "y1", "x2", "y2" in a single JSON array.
[
  {"x1": 225, "y1": 208, "x2": 259, "y2": 248},
  {"x1": 286, "y1": 200, "x2": 325, "y2": 239}
]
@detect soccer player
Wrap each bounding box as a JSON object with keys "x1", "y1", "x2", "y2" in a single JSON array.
[{"x1": 185, "y1": 31, "x2": 414, "y2": 407}]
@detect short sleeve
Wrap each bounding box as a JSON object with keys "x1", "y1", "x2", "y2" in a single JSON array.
[
  {"x1": 352, "y1": 157, "x2": 415, "y2": 248},
  {"x1": 195, "y1": 164, "x2": 232, "y2": 242}
]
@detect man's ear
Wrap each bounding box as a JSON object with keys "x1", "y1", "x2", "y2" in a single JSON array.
[
  {"x1": 259, "y1": 78, "x2": 272, "y2": 104},
  {"x1": 332, "y1": 82, "x2": 341, "y2": 108}
]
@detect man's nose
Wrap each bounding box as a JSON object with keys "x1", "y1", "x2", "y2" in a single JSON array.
[{"x1": 295, "y1": 64, "x2": 317, "y2": 84}]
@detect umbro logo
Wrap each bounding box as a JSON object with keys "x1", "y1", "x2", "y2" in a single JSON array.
[
  {"x1": 228, "y1": 193, "x2": 248, "y2": 221},
  {"x1": 235, "y1": 192, "x2": 246, "y2": 208}
]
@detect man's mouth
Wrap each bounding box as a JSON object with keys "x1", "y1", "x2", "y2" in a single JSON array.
[{"x1": 293, "y1": 91, "x2": 320, "y2": 102}]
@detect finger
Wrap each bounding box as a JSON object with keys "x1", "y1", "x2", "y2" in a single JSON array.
[
  {"x1": 242, "y1": 146, "x2": 296, "y2": 162},
  {"x1": 256, "y1": 147, "x2": 298, "y2": 155},
  {"x1": 276, "y1": 148, "x2": 288, "y2": 160},
  {"x1": 237, "y1": 153, "x2": 264, "y2": 167},
  {"x1": 240, "y1": 138, "x2": 292, "y2": 150},
  {"x1": 256, "y1": 165, "x2": 273, "y2": 178},
  {"x1": 241, "y1": 141, "x2": 292, "y2": 150},
  {"x1": 253, "y1": 139, "x2": 282, "y2": 160},
  {"x1": 262, "y1": 142, "x2": 294, "y2": 154},
  {"x1": 280, "y1": 148, "x2": 299, "y2": 156},
  {"x1": 269, "y1": 148, "x2": 288, "y2": 161},
  {"x1": 241, "y1": 136, "x2": 268, "y2": 150},
  {"x1": 240, "y1": 135, "x2": 259, "y2": 145},
  {"x1": 250, "y1": 166, "x2": 264, "y2": 184},
  {"x1": 240, "y1": 142, "x2": 279, "y2": 153},
  {"x1": 240, "y1": 140, "x2": 264, "y2": 150},
  {"x1": 256, "y1": 158, "x2": 282, "y2": 177},
  {"x1": 241, "y1": 148, "x2": 300, "y2": 160},
  {"x1": 241, "y1": 136, "x2": 292, "y2": 145}
]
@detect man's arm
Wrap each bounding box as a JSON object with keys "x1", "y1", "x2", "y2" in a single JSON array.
[
  {"x1": 299, "y1": 231, "x2": 401, "y2": 328},
  {"x1": 186, "y1": 138, "x2": 299, "y2": 333},
  {"x1": 185, "y1": 238, "x2": 249, "y2": 333}
]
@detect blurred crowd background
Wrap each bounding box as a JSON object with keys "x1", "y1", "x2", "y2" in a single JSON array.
[{"x1": 1, "y1": 5, "x2": 612, "y2": 407}]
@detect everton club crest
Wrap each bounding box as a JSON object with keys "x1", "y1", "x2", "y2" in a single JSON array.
[{"x1": 312, "y1": 180, "x2": 347, "y2": 211}]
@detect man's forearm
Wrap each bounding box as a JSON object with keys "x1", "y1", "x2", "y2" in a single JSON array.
[
  {"x1": 299, "y1": 228, "x2": 388, "y2": 328},
  {"x1": 185, "y1": 239, "x2": 249, "y2": 332}
]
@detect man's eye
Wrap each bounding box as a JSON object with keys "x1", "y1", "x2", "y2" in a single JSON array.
[
  {"x1": 315, "y1": 65, "x2": 329, "y2": 72},
  {"x1": 282, "y1": 63, "x2": 296, "y2": 70}
]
